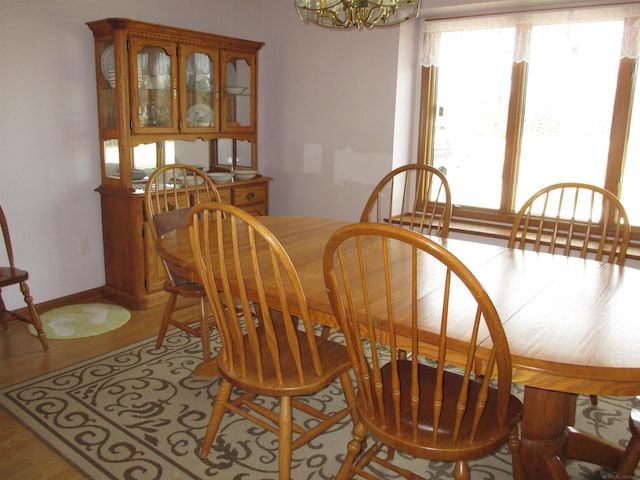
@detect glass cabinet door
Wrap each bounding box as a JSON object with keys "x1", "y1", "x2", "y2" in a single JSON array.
[
  {"x1": 96, "y1": 41, "x2": 118, "y2": 130},
  {"x1": 130, "y1": 39, "x2": 179, "y2": 133},
  {"x1": 221, "y1": 50, "x2": 256, "y2": 133},
  {"x1": 103, "y1": 139, "x2": 120, "y2": 179},
  {"x1": 181, "y1": 46, "x2": 220, "y2": 132}
]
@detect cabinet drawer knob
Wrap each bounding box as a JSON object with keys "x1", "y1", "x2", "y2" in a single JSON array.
[{"x1": 246, "y1": 192, "x2": 255, "y2": 201}]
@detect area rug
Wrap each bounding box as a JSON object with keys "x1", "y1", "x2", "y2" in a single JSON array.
[
  {"x1": 28, "y1": 303, "x2": 131, "y2": 339},
  {"x1": 1, "y1": 328, "x2": 638, "y2": 479}
]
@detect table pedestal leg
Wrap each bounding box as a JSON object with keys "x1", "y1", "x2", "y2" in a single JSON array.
[
  {"x1": 521, "y1": 386, "x2": 628, "y2": 479},
  {"x1": 521, "y1": 387, "x2": 571, "y2": 480},
  {"x1": 565, "y1": 426, "x2": 624, "y2": 469}
]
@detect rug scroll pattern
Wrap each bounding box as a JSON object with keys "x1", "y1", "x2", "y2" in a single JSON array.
[{"x1": 1, "y1": 329, "x2": 638, "y2": 479}]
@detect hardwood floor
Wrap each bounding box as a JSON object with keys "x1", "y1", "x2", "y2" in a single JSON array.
[{"x1": 0, "y1": 289, "x2": 201, "y2": 479}]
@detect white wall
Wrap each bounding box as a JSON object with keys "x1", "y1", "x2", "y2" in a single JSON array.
[
  {"x1": 259, "y1": 1, "x2": 416, "y2": 219},
  {"x1": 0, "y1": 0, "x2": 414, "y2": 308}
]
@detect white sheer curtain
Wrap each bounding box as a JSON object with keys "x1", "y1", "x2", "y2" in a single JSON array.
[{"x1": 421, "y1": 5, "x2": 640, "y2": 67}]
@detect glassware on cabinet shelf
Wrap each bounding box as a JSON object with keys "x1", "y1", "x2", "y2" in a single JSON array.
[
  {"x1": 185, "y1": 52, "x2": 215, "y2": 128},
  {"x1": 98, "y1": 42, "x2": 117, "y2": 129},
  {"x1": 225, "y1": 57, "x2": 251, "y2": 127},
  {"x1": 136, "y1": 46, "x2": 173, "y2": 128}
]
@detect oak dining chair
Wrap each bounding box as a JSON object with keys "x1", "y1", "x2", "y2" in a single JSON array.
[
  {"x1": 360, "y1": 164, "x2": 452, "y2": 237},
  {"x1": 144, "y1": 164, "x2": 221, "y2": 359},
  {"x1": 323, "y1": 222, "x2": 525, "y2": 480},
  {"x1": 188, "y1": 202, "x2": 357, "y2": 480},
  {"x1": 0, "y1": 204, "x2": 48, "y2": 351},
  {"x1": 509, "y1": 182, "x2": 631, "y2": 407}
]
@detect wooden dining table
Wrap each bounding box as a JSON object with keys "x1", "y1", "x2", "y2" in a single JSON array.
[{"x1": 157, "y1": 215, "x2": 640, "y2": 479}]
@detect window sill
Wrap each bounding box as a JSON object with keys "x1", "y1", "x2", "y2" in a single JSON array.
[{"x1": 448, "y1": 218, "x2": 640, "y2": 262}]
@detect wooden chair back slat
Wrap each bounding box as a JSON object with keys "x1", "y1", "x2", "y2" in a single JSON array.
[{"x1": 361, "y1": 164, "x2": 453, "y2": 238}]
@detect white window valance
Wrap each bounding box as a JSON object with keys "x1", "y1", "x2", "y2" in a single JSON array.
[{"x1": 421, "y1": 5, "x2": 640, "y2": 67}]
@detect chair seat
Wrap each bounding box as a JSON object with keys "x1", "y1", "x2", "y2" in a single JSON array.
[
  {"x1": 0, "y1": 266, "x2": 28, "y2": 287},
  {"x1": 359, "y1": 361, "x2": 523, "y2": 461},
  {"x1": 219, "y1": 326, "x2": 352, "y2": 397}
]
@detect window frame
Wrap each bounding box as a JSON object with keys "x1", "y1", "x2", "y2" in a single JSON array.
[{"x1": 417, "y1": 30, "x2": 638, "y2": 242}]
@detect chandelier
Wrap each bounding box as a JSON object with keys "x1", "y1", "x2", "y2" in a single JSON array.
[{"x1": 294, "y1": 0, "x2": 422, "y2": 30}]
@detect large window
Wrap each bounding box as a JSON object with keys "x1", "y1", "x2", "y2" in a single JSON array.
[
  {"x1": 419, "y1": 6, "x2": 640, "y2": 234},
  {"x1": 431, "y1": 28, "x2": 514, "y2": 210}
]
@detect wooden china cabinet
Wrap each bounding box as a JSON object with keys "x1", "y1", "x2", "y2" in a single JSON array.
[{"x1": 87, "y1": 18, "x2": 270, "y2": 309}]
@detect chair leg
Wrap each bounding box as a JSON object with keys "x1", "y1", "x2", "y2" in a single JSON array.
[
  {"x1": 0, "y1": 286, "x2": 48, "y2": 351},
  {"x1": 156, "y1": 292, "x2": 178, "y2": 349},
  {"x1": 616, "y1": 399, "x2": 640, "y2": 476},
  {"x1": 616, "y1": 435, "x2": 640, "y2": 476},
  {"x1": 453, "y1": 460, "x2": 470, "y2": 480},
  {"x1": 20, "y1": 281, "x2": 48, "y2": 351},
  {"x1": 509, "y1": 425, "x2": 526, "y2": 480},
  {"x1": 337, "y1": 421, "x2": 366, "y2": 480},
  {"x1": 339, "y1": 371, "x2": 358, "y2": 427},
  {"x1": 589, "y1": 395, "x2": 598, "y2": 405},
  {"x1": 200, "y1": 379, "x2": 233, "y2": 457},
  {"x1": 278, "y1": 396, "x2": 293, "y2": 480}
]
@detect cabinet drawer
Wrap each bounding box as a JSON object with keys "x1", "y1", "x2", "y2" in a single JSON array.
[
  {"x1": 233, "y1": 185, "x2": 267, "y2": 207},
  {"x1": 237, "y1": 203, "x2": 267, "y2": 216}
]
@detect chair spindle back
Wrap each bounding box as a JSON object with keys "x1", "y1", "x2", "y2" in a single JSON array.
[
  {"x1": 509, "y1": 182, "x2": 630, "y2": 265},
  {"x1": 324, "y1": 223, "x2": 515, "y2": 447},
  {"x1": 360, "y1": 164, "x2": 452, "y2": 238},
  {"x1": 188, "y1": 202, "x2": 325, "y2": 385}
]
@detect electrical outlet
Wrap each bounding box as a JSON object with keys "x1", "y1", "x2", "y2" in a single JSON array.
[{"x1": 80, "y1": 238, "x2": 89, "y2": 255}]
